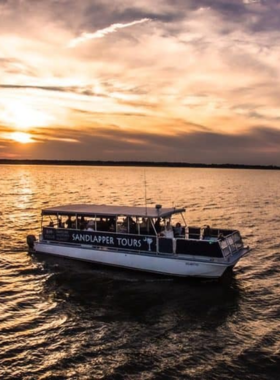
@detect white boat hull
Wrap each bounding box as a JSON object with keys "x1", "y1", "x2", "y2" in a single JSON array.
[{"x1": 33, "y1": 241, "x2": 244, "y2": 279}]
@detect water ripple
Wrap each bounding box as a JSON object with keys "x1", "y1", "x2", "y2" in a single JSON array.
[{"x1": 1, "y1": 166, "x2": 280, "y2": 379}]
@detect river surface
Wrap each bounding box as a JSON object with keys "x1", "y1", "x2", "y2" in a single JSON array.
[{"x1": 0, "y1": 165, "x2": 280, "y2": 379}]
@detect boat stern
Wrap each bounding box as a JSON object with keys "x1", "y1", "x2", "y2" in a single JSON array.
[{"x1": 219, "y1": 230, "x2": 251, "y2": 267}]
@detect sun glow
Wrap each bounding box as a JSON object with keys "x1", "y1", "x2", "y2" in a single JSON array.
[
  {"x1": 11, "y1": 132, "x2": 33, "y2": 144},
  {"x1": 1, "y1": 100, "x2": 53, "y2": 129}
]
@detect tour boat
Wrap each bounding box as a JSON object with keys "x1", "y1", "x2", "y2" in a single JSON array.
[{"x1": 27, "y1": 204, "x2": 250, "y2": 279}]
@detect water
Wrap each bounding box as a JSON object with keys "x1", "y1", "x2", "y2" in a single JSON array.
[{"x1": 0, "y1": 165, "x2": 280, "y2": 379}]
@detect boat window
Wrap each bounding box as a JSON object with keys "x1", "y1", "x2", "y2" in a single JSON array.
[
  {"x1": 153, "y1": 217, "x2": 163, "y2": 234},
  {"x1": 42, "y1": 215, "x2": 56, "y2": 228},
  {"x1": 138, "y1": 217, "x2": 151, "y2": 235},
  {"x1": 116, "y1": 216, "x2": 137, "y2": 234},
  {"x1": 57, "y1": 216, "x2": 64, "y2": 228},
  {"x1": 76, "y1": 215, "x2": 87, "y2": 230},
  {"x1": 94, "y1": 216, "x2": 116, "y2": 232},
  {"x1": 95, "y1": 216, "x2": 107, "y2": 231},
  {"x1": 64, "y1": 215, "x2": 76, "y2": 229}
]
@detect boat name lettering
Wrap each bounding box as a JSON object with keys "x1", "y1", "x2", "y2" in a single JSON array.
[
  {"x1": 42, "y1": 227, "x2": 156, "y2": 252},
  {"x1": 116, "y1": 237, "x2": 141, "y2": 248},
  {"x1": 185, "y1": 262, "x2": 199, "y2": 266},
  {"x1": 72, "y1": 233, "x2": 114, "y2": 245},
  {"x1": 71, "y1": 233, "x2": 143, "y2": 248}
]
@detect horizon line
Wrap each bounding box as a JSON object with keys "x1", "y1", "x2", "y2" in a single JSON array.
[{"x1": 0, "y1": 159, "x2": 279, "y2": 170}]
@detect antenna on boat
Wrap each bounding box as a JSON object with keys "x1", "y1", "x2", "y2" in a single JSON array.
[
  {"x1": 155, "y1": 204, "x2": 162, "y2": 216},
  {"x1": 144, "y1": 170, "x2": 147, "y2": 215}
]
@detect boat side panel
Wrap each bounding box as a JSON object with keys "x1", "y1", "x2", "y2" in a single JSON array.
[
  {"x1": 34, "y1": 242, "x2": 228, "y2": 278},
  {"x1": 42, "y1": 227, "x2": 157, "y2": 252},
  {"x1": 176, "y1": 239, "x2": 223, "y2": 257}
]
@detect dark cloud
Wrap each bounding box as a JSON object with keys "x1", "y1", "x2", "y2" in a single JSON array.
[
  {"x1": 1, "y1": 0, "x2": 279, "y2": 33},
  {"x1": 0, "y1": 84, "x2": 86, "y2": 94},
  {"x1": 0, "y1": 85, "x2": 117, "y2": 103},
  {"x1": 0, "y1": 84, "x2": 132, "y2": 100},
  {"x1": 78, "y1": 125, "x2": 280, "y2": 165},
  {"x1": 1, "y1": 0, "x2": 279, "y2": 45},
  {"x1": 1, "y1": 0, "x2": 279, "y2": 165},
  {"x1": 2, "y1": 124, "x2": 279, "y2": 165},
  {"x1": 65, "y1": 0, "x2": 280, "y2": 47}
]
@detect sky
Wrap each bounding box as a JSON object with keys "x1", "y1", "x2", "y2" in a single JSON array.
[{"x1": 0, "y1": 0, "x2": 280, "y2": 164}]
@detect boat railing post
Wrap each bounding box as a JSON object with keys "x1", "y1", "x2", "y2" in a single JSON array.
[
  {"x1": 173, "y1": 238, "x2": 176, "y2": 255},
  {"x1": 219, "y1": 238, "x2": 230, "y2": 259},
  {"x1": 156, "y1": 235, "x2": 159, "y2": 254},
  {"x1": 137, "y1": 217, "x2": 140, "y2": 235},
  {"x1": 225, "y1": 237, "x2": 233, "y2": 257}
]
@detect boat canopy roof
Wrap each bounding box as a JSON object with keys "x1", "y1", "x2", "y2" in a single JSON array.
[{"x1": 41, "y1": 204, "x2": 186, "y2": 218}]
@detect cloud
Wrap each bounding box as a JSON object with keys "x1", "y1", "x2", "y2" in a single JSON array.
[
  {"x1": 68, "y1": 18, "x2": 151, "y2": 47},
  {"x1": 2, "y1": 121, "x2": 280, "y2": 165},
  {"x1": 1, "y1": 0, "x2": 280, "y2": 164},
  {"x1": 243, "y1": 0, "x2": 261, "y2": 4}
]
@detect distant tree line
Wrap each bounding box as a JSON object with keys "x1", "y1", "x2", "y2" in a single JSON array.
[{"x1": 0, "y1": 159, "x2": 279, "y2": 170}]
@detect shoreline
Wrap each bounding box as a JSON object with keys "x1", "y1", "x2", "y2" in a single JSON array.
[{"x1": 0, "y1": 159, "x2": 279, "y2": 170}]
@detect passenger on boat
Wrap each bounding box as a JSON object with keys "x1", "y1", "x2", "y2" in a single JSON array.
[
  {"x1": 108, "y1": 217, "x2": 116, "y2": 232},
  {"x1": 121, "y1": 216, "x2": 136, "y2": 233},
  {"x1": 79, "y1": 216, "x2": 87, "y2": 230},
  {"x1": 119, "y1": 217, "x2": 128, "y2": 232},
  {"x1": 98, "y1": 217, "x2": 107, "y2": 231},
  {"x1": 58, "y1": 217, "x2": 64, "y2": 228},
  {"x1": 86, "y1": 220, "x2": 95, "y2": 231},
  {"x1": 140, "y1": 217, "x2": 149, "y2": 234},
  {"x1": 154, "y1": 218, "x2": 162, "y2": 234},
  {"x1": 204, "y1": 225, "x2": 211, "y2": 238},
  {"x1": 65, "y1": 216, "x2": 73, "y2": 229},
  {"x1": 162, "y1": 222, "x2": 174, "y2": 238},
  {"x1": 174, "y1": 222, "x2": 183, "y2": 237},
  {"x1": 128, "y1": 217, "x2": 137, "y2": 233}
]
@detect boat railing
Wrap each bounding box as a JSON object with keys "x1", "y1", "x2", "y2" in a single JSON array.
[
  {"x1": 175, "y1": 238, "x2": 223, "y2": 258},
  {"x1": 41, "y1": 224, "x2": 242, "y2": 260},
  {"x1": 219, "y1": 231, "x2": 243, "y2": 258},
  {"x1": 186, "y1": 226, "x2": 235, "y2": 240}
]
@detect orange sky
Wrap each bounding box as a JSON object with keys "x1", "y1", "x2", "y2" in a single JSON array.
[{"x1": 0, "y1": 0, "x2": 280, "y2": 164}]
